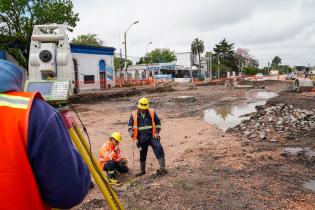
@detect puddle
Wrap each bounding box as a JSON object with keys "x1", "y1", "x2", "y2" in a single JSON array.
[
  {"x1": 204, "y1": 91, "x2": 278, "y2": 131},
  {"x1": 282, "y1": 147, "x2": 305, "y2": 155},
  {"x1": 304, "y1": 180, "x2": 315, "y2": 192}
]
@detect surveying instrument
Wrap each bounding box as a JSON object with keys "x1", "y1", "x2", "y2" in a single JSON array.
[{"x1": 24, "y1": 24, "x2": 123, "y2": 210}]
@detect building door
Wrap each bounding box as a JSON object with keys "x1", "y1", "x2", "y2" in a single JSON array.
[
  {"x1": 99, "y1": 60, "x2": 106, "y2": 89},
  {"x1": 73, "y1": 59, "x2": 79, "y2": 93}
]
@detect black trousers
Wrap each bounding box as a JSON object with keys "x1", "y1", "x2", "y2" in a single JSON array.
[
  {"x1": 138, "y1": 137, "x2": 165, "y2": 162},
  {"x1": 103, "y1": 160, "x2": 129, "y2": 173}
]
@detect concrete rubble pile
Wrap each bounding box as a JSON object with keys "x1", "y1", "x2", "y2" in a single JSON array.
[{"x1": 236, "y1": 104, "x2": 315, "y2": 141}]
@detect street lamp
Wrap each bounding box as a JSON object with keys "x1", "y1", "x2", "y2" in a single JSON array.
[
  {"x1": 145, "y1": 41, "x2": 152, "y2": 57},
  {"x1": 217, "y1": 52, "x2": 222, "y2": 78},
  {"x1": 208, "y1": 53, "x2": 212, "y2": 80},
  {"x1": 145, "y1": 42, "x2": 152, "y2": 80},
  {"x1": 124, "y1": 20, "x2": 139, "y2": 71}
]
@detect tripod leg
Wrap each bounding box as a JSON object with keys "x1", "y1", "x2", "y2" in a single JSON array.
[
  {"x1": 68, "y1": 128, "x2": 120, "y2": 210},
  {"x1": 72, "y1": 125, "x2": 124, "y2": 210}
]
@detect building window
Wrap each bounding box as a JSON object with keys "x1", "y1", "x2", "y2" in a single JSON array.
[{"x1": 84, "y1": 75, "x2": 95, "y2": 84}]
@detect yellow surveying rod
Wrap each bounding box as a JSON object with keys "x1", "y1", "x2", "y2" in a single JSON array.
[
  {"x1": 59, "y1": 107, "x2": 123, "y2": 210},
  {"x1": 68, "y1": 127, "x2": 123, "y2": 210},
  {"x1": 73, "y1": 125, "x2": 123, "y2": 209}
]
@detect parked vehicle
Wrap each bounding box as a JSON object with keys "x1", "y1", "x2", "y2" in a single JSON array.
[
  {"x1": 255, "y1": 73, "x2": 263, "y2": 79},
  {"x1": 286, "y1": 73, "x2": 296, "y2": 80}
]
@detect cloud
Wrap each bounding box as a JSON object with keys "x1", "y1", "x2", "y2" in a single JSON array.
[{"x1": 71, "y1": 0, "x2": 315, "y2": 66}]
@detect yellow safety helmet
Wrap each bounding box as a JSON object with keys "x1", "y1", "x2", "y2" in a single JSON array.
[
  {"x1": 110, "y1": 132, "x2": 122, "y2": 142},
  {"x1": 137, "y1": 97, "x2": 149, "y2": 109}
]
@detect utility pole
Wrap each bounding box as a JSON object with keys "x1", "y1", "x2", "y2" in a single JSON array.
[
  {"x1": 209, "y1": 53, "x2": 212, "y2": 80},
  {"x1": 217, "y1": 55, "x2": 220, "y2": 78},
  {"x1": 120, "y1": 48, "x2": 123, "y2": 71},
  {"x1": 123, "y1": 20, "x2": 139, "y2": 73},
  {"x1": 190, "y1": 53, "x2": 193, "y2": 83},
  {"x1": 145, "y1": 42, "x2": 152, "y2": 81},
  {"x1": 124, "y1": 32, "x2": 127, "y2": 67}
]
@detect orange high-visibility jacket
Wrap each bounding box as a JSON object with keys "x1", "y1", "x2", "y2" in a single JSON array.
[
  {"x1": 98, "y1": 140, "x2": 122, "y2": 169},
  {"x1": 131, "y1": 108, "x2": 156, "y2": 141},
  {"x1": 0, "y1": 92, "x2": 49, "y2": 210}
]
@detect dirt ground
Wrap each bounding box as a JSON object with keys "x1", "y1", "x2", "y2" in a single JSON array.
[{"x1": 73, "y1": 80, "x2": 315, "y2": 210}]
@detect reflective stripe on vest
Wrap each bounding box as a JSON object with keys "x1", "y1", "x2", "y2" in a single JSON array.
[
  {"x1": 0, "y1": 92, "x2": 49, "y2": 210},
  {"x1": 138, "y1": 125, "x2": 160, "y2": 130},
  {"x1": 131, "y1": 108, "x2": 156, "y2": 141},
  {"x1": 0, "y1": 93, "x2": 30, "y2": 109}
]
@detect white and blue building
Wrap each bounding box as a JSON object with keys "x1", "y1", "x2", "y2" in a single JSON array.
[{"x1": 70, "y1": 44, "x2": 116, "y2": 90}]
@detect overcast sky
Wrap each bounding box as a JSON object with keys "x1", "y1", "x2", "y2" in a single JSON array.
[{"x1": 71, "y1": 0, "x2": 315, "y2": 67}]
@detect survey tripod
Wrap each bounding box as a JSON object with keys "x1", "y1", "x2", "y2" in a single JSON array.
[
  {"x1": 24, "y1": 80, "x2": 123, "y2": 209},
  {"x1": 57, "y1": 107, "x2": 124, "y2": 210}
]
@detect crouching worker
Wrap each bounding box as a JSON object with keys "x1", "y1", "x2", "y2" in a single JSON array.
[{"x1": 98, "y1": 132, "x2": 129, "y2": 184}]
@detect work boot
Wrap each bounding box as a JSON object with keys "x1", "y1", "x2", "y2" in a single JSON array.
[
  {"x1": 135, "y1": 161, "x2": 146, "y2": 177},
  {"x1": 108, "y1": 170, "x2": 118, "y2": 184},
  {"x1": 156, "y1": 157, "x2": 168, "y2": 175}
]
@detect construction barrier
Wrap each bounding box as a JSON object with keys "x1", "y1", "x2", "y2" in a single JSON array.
[{"x1": 114, "y1": 77, "x2": 158, "y2": 88}]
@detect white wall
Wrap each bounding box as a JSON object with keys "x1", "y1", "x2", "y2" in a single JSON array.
[
  {"x1": 72, "y1": 53, "x2": 115, "y2": 90},
  {"x1": 176, "y1": 52, "x2": 193, "y2": 67},
  {"x1": 127, "y1": 65, "x2": 146, "y2": 78}
]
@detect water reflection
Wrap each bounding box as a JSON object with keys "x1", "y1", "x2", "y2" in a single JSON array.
[
  {"x1": 204, "y1": 91, "x2": 278, "y2": 131},
  {"x1": 304, "y1": 180, "x2": 315, "y2": 192}
]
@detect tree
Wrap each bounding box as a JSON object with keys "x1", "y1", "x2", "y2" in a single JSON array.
[
  {"x1": 243, "y1": 67, "x2": 257, "y2": 75},
  {"x1": 271, "y1": 56, "x2": 282, "y2": 69},
  {"x1": 0, "y1": 0, "x2": 79, "y2": 68},
  {"x1": 191, "y1": 38, "x2": 204, "y2": 70},
  {"x1": 137, "y1": 48, "x2": 176, "y2": 64},
  {"x1": 72, "y1": 34, "x2": 104, "y2": 46},
  {"x1": 279, "y1": 65, "x2": 292, "y2": 74},
  {"x1": 235, "y1": 48, "x2": 259, "y2": 67},
  {"x1": 234, "y1": 48, "x2": 250, "y2": 73},
  {"x1": 213, "y1": 38, "x2": 237, "y2": 73},
  {"x1": 114, "y1": 56, "x2": 132, "y2": 71},
  {"x1": 247, "y1": 57, "x2": 259, "y2": 69}
]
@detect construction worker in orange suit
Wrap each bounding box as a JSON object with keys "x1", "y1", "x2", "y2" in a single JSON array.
[
  {"x1": 128, "y1": 97, "x2": 167, "y2": 176},
  {"x1": 0, "y1": 59, "x2": 91, "y2": 210},
  {"x1": 98, "y1": 132, "x2": 129, "y2": 183}
]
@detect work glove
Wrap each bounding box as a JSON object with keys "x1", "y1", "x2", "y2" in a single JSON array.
[
  {"x1": 114, "y1": 145, "x2": 119, "y2": 153},
  {"x1": 153, "y1": 133, "x2": 160, "y2": 140},
  {"x1": 129, "y1": 130, "x2": 134, "y2": 138},
  {"x1": 121, "y1": 158, "x2": 128, "y2": 165},
  {"x1": 135, "y1": 139, "x2": 140, "y2": 147}
]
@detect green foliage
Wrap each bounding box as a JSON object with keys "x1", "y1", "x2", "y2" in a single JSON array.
[
  {"x1": 7, "y1": 48, "x2": 27, "y2": 68},
  {"x1": 137, "y1": 48, "x2": 176, "y2": 64},
  {"x1": 243, "y1": 67, "x2": 257, "y2": 75},
  {"x1": 114, "y1": 56, "x2": 132, "y2": 71},
  {"x1": 271, "y1": 56, "x2": 282, "y2": 69},
  {"x1": 0, "y1": 0, "x2": 79, "y2": 68},
  {"x1": 191, "y1": 38, "x2": 205, "y2": 55},
  {"x1": 257, "y1": 67, "x2": 269, "y2": 75},
  {"x1": 279, "y1": 65, "x2": 292, "y2": 74},
  {"x1": 213, "y1": 38, "x2": 238, "y2": 71},
  {"x1": 72, "y1": 33, "x2": 104, "y2": 46},
  {"x1": 191, "y1": 38, "x2": 204, "y2": 70},
  {"x1": 204, "y1": 51, "x2": 213, "y2": 60}
]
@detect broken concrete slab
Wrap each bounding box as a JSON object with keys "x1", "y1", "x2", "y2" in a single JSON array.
[
  {"x1": 172, "y1": 96, "x2": 196, "y2": 103},
  {"x1": 281, "y1": 147, "x2": 315, "y2": 164},
  {"x1": 235, "y1": 85, "x2": 254, "y2": 89}
]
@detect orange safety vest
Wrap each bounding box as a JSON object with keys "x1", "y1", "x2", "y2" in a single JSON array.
[
  {"x1": 0, "y1": 92, "x2": 50, "y2": 210},
  {"x1": 131, "y1": 108, "x2": 156, "y2": 141},
  {"x1": 98, "y1": 140, "x2": 121, "y2": 169}
]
